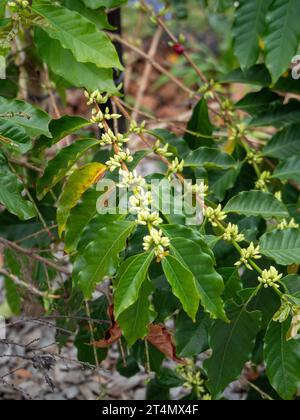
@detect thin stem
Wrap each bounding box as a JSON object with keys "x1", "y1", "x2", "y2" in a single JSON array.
[{"x1": 0, "y1": 237, "x2": 70, "y2": 275}]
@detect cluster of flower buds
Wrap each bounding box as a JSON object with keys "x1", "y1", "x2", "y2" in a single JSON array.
[
  {"x1": 167, "y1": 157, "x2": 184, "y2": 180},
  {"x1": 223, "y1": 223, "x2": 245, "y2": 243},
  {"x1": 143, "y1": 228, "x2": 170, "y2": 262},
  {"x1": 176, "y1": 364, "x2": 211, "y2": 401},
  {"x1": 205, "y1": 204, "x2": 227, "y2": 227},
  {"x1": 277, "y1": 218, "x2": 299, "y2": 230},
  {"x1": 106, "y1": 149, "x2": 133, "y2": 172},
  {"x1": 129, "y1": 120, "x2": 146, "y2": 134},
  {"x1": 235, "y1": 242, "x2": 261, "y2": 270},
  {"x1": 186, "y1": 181, "x2": 209, "y2": 197},
  {"x1": 255, "y1": 171, "x2": 272, "y2": 191},
  {"x1": 199, "y1": 80, "x2": 221, "y2": 101},
  {"x1": 129, "y1": 187, "x2": 153, "y2": 214},
  {"x1": 85, "y1": 89, "x2": 170, "y2": 262},
  {"x1": 258, "y1": 266, "x2": 283, "y2": 289},
  {"x1": 84, "y1": 90, "x2": 109, "y2": 106},
  {"x1": 118, "y1": 169, "x2": 145, "y2": 189},
  {"x1": 246, "y1": 151, "x2": 263, "y2": 165},
  {"x1": 153, "y1": 140, "x2": 173, "y2": 158},
  {"x1": 90, "y1": 106, "x2": 121, "y2": 129},
  {"x1": 8, "y1": 0, "x2": 29, "y2": 11},
  {"x1": 137, "y1": 210, "x2": 162, "y2": 227}
]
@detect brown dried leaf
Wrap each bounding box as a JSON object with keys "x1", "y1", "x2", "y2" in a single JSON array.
[
  {"x1": 146, "y1": 323, "x2": 186, "y2": 364},
  {"x1": 93, "y1": 305, "x2": 122, "y2": 349}
]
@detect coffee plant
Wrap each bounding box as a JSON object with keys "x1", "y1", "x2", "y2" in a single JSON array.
[{"x1": 1, "y1": 0, "x2": 300, "y2": 401}]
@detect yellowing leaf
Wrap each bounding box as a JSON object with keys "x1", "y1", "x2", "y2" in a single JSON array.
[{"x1": 57, "y1": 162, "x2": 106, "y2": 237}]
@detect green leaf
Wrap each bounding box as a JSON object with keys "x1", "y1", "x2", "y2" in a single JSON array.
[
  {"x1": 73, "y1": 221, "x2": 135, "y2": 298},
  {"x1": 162, "y1": 255, "x2": 200, "y2": 321},
  {"x1": 263, "y1": 123, "x2": 300, "y2": 159},
  {"x1": 265, "y1": 0, "x2": 300, "y2": 83},
  {"x1": 235, "y1": 88, "x2": 282, "y2": 115},
  {"x1": 175, "y1": 311, "x2": 209, "y2": 357},
  {"x1": 64, "y1": 189, "x2": 100, "y2": 252},
  {"x1": 82, "y1": 0, "x2": 128, "y2": 9},
  {"x1": 118, "y1": 279, "x2": 156, "y2": 346},
  {"x1": 282, "y1": 274, "x2": 300, "y2": 297},
  {"x1": 0, "y1": 96, "x2": 51, "y2": 137},
  {"x1": 37, "y1": 138, "x2": 99, "y2": 200},
  {"x1": 115, "y1": 252, "x2": 154, "y2": 319},
  {"x1": 149, "y1": 129, "x2": 189, "y2": 157},
  {"x1": 36, "y1": 115, "x2": 90, "y2": 152},
  {"x1": 184, "y1": 98, "x2": 214, "y2": 149},
  {"x1": 60, "y1": 0, "x2": 114, "y2": 30},
  {"x1": 260, "y1": 228, "x2": 300, "y2": 266},
  {"x1": 0, "y1": 119, "x2": 31, "y2": 153},
  {"x1": 219, "y1": 267, "x2": 242, "y2": 302},
  {"x1": 249, "y1": 100, "x2": 300, "y2": 127},
  {"x1": 204, "y1": 304, "x2": 261, "y2": 399},
  {"x1": 169, "y1": 237, "x2": 227, "y2": 321},
  {"x1": 184, "y1": 147, "x2": 236, "y2": 170},
  {"x1": 224, "y1": 190, "x2": 289, "y2": 220},
  {"x1": 0, "y1": 165, "x2": 37, "y2": 220},
  {"x1": 220, "y1": 65, "x2": 271, "y2": 86},
  {"x1": 77, "y1": 213, "x2": 126, "y2": 252},
  {"x1": 209, "y1": 165, "x2": 241, "y2": 201},
  {"x1": 265, "y1": 319, "x2": 300, "y2": 400},
  {"x1": 273, "y1": 155, "x2": 300, "y2": 184},
  {"x1": 57, "y1": 162, "x2": 106, "y2": 236},
  {"x1": 34, "y1": 29, "x2": 117, "y2": 93},
  {"x1": 32, "y1": 0, "x2": 122, "y2": 70},
  {"x1": 161, "y1": 224, "x2": 214, "y2": 260},
  {"x1": 232, "y1": 0, "x2": 272, "y2": 70}
]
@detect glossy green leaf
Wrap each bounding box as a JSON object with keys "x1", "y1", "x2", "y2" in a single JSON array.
[
  {"x1": 273, "y1": 155, "x2": 300, "y2": 184},
  {"x1": 169, "y1": 237, "x2": 227, "y2": 321},
  {"x1": 77, "y1": 213, "x2": 125, "y2": 253},
  {"x1": 0, "y1": 119, "x2": 31, "y2": 153},
  {"x1": 235, "y1": 89, "x2": 282, "y2": 115},
  {"x1": 0, "y1": 96, "x2": 51, "y2": 137},
  {"x1": 82, "y1": 0, "x2": 127, "y2": 8},
  {"x1": 0, "y1": 165, "x2": 37, "y2": 220},
  {"x1": 220, "y1": 65, "x2": 272, "y2": 86},
  {"x1": 57, "y1": 162, "x2": 106, "y2": 236},
  {"x1": 161, "y1": 224, "x2": 214, "y2": 260},
  {"x1": 64, "y1": 189, "x2": 100, "y2": 252},
  {"x1": 263, "y1": 124, "x2": 300, "y2": 159},
  {"x1": 265, "y1": 319, "x2": 300, "y2": 400},
  {"x1": 209, "y1": 165, "x2": 241, "y2": 201},
  {"x1": 204, "y1": 304, "x2": 261, "y2": 399},
  {"x1": 175, "y1": 311, "x2": 209, "y2": 357},
  {"x1": 184, "y1": 98, "x2": 214, "y2": 149},
  {"x1": 35, "y1": 29, "x2": 117, "y2": 93},
  {"x1": 249, "y1": 100, "x2": 300, "y2": 127},
  {"x1": 32, "y1": 0, "x2": 122, "y2": 69},
  {"x1": 60, "y1": 0, "x2": 114, "y2": 30},
  {"x1": 184, "y1": 147, "x2": 236, "y2": 170},
  {"x1": 224, "y1": 190, "x2": 289, "y2": 220},
  {"x1": 232, "y1": 0, "x2": 271, "y2": 70},
  {"x1": 118, "y1": 279, "x2": 156, "y2": 346},
  {"x1": 73, "y1": 221, "x2": 135, "y2": 298},
  {"x1": 36, "y1": 115, "x2": 90, "y2": 152},
  {"x1": 265, "y1": 0, "x2": 300, "y2": 82},
  {"x1": 115, "y1": 252, "x2": 154, "y2": 319},
  {"x1": 162, "y1": 254, "x2": 200, "y2": 321},
  {"x1": 260, "y1": 228, "x2": 300, "y2": 266},
  {"x1": 37, "y1": 138, "x2": 99, "y2": 200}
]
